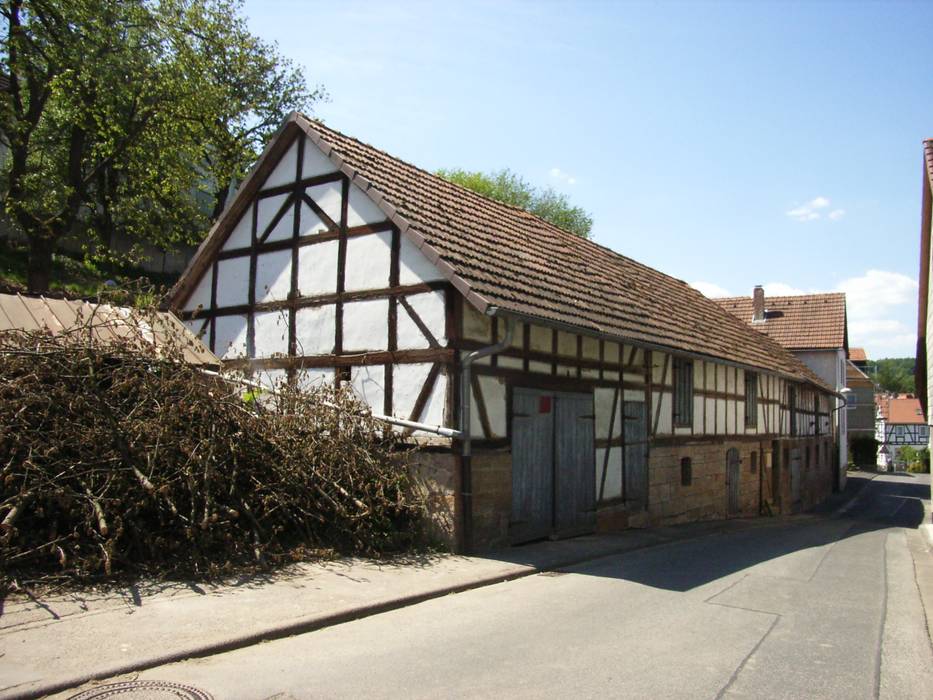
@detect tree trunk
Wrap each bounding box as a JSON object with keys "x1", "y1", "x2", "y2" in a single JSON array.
[{"x1": 26, "y1": 236, "x2": 54, "y2": 293}]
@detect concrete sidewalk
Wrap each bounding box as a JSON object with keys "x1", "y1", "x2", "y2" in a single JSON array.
[{"x1": 0, "y1": 475, "x2": 872, "y2": 700}]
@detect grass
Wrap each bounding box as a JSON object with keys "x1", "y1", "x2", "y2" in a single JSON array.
[{"x1": 0, "y1": 238, "x2": 179, "y2": 302}]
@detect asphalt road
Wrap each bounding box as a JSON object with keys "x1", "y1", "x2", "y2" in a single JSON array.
[{"x1": 64, "y1": 473, "x2": 933, "y2": 700}]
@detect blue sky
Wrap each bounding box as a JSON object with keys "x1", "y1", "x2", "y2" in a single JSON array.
[{"x1": 244, "y1": 0, "x2": 932, "y2": 358}]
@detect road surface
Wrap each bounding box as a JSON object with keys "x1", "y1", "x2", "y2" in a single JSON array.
[{"x1": 59, "y1": 473, "x2": 933, "y2": 699}]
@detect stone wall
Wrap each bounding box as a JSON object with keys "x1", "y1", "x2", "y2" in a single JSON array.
[
  {"x1": 408, "y1": 449, "x2": 459, "y2": 550},
  {"x1": 470, "y1": 448, "x2": 513, "y2": 550}
]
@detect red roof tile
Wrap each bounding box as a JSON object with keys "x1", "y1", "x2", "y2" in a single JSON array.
[
  {"x1": 170, "y1": 115, "x2": 833, "y2": 391},
  {"x1": 849, "y1": 347, "x2": 867, "y2": 362},
  {"x1": 714, "y1": 292, "x2": 847, "y2": 350}
]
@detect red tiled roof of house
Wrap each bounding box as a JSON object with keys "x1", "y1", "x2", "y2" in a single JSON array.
[
  {"x1": 170, "y1": 114, "x2": 833, "y2": 391},
  {"x1": 714, "y1": 292, "x2": 847, "y2": 350},
  {"x1": 849, "y1": 347, "x2": 867, "y2": 362},
  {"x1": 878, "y1": 395, "x2": 925, "y2": 425},
  {"x1": 846, "y1": 361, "x2": 871, "y2": 384}
]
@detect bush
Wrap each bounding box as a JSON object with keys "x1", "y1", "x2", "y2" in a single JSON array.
[
  {"x1": 907, "y1": 448, "x2": 931, "y2": 473},
  {"x1": 0, "y1": 319, "x2": 426, "y2": 588}
]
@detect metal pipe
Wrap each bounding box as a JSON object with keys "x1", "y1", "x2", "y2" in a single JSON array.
[
  {"x1": 198, "y1": 369, "x2": 461, "y2": 437},
  {"x1": 459, "y1": 313, "x2": 516, "y2": 552}
]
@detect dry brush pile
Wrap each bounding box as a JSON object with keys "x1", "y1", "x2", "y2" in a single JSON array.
[{"x1": 0, "y1": 319, "x2": 426, "y2": 588}]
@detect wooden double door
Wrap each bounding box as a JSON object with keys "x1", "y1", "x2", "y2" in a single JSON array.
[{"x1": 510, "y1": 388, "x2": 596, "y2": 543}]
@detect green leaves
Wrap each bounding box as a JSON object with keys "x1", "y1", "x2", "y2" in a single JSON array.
[
  {"x1": 2, "y1": 0, "x2": 324, "y2": 290},
  {"x1": 436, "y1": 167, "x2": 593, "y2": 238}
]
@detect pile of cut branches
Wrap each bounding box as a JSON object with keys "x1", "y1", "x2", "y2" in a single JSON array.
[{"x1": 0, "y1": 317, "x2": 425, "y2": 588}]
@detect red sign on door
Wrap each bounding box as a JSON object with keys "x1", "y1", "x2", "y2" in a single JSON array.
[{"x1": 539, "y1": 396, "x2": 552, "y2": 414}]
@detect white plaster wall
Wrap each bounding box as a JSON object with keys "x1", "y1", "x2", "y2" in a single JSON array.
[
  {"x1": 603, "y1": 341, "x2": 620, "y2": 364},
  {"x1": 705, "y1": 398, "x2": 715, "y2": 434},
  {"x1": 295, "y1": 305, "x2": 336, "y2": 356},
  {"x1": 398, "y1": 237, "x2": 446, "y2": 285},
  {"x1": 296, "y1": 367, "x2": 335, "y2": 390},
  {"x1": 716, "y1": 398, "x2": 726, "y2": 434},
  {"x1": 351, "y1": 364, "x2": 385, "y2": 412},
  {"x1": 347, "y1": 183, "x2": 387, "y2": 228},
  {"x1": 256, "y1": 194, "x2": 290, "y2": 239},
  {"x1": 557, "y1": 331, "x2": 576, "y2": 358},
  {"x1": 394, "y1": 363, "x2": 447, "y2": 427},
  {"x1": 463, "y1": 303, "x2": 491, "y2": 342},
  {"x1": 595, "y1": 388, "x2": 621, "y2": 440},
  {"x1": 343, "y1": 299, "x2": 389, "y2": 351},
  {"x1": 556, "y1": 364, "x2": 576, "y2": 378},
  {"x1": 301, "y1": 139, "x2": 337, "y2": 178},
  {"x1": 297, "y1": 240, "x2": 339, "y2": 297},
  {"x1": 306, "y1": 181, "x2": 342, "y2": 225},
  {"x1": 215, "y1": 257, "x2": 250, "y2": 307},
  {"x1": 257, "y1": 369, "x2": 288, "y2": 392},
  {"x1": 656, "y1": 392, "x2": 672, "y2": 434},
  {"x1": 263, "y1": 140, "x2": 298, "y2": 189},
  {"x1": 499, "y1": 356, "x2": 523, "y2": 370},
  {"x1": 529, "y1": 360, "x2": 551, "y2": 374},
  {"x1": 596, "y1": 447, "x2": 623, "y2": 501},
  {"x1": 215, "y1": 315, "x2": 248, "y2": 359},
  {"x1": 693, "y1": 395, "x2": 704, "y2": 434},
  {"x1": 398, "y1": 291, "x2": 446, "y2": 349},
  {"x1": 254, "y1": 310, "x2": 289, "y2": 357},
  {"x1": 222, "y1": 210, "x2": 252, "y2": 251},
  {"x1": 530, "y1": 325, "x2": 551, "y2": 353},
  {"x1": 299, "y1": 203, "x2": 329, "y2": 236},
  {"x1": 183, "y1": 318, "x2": 208, "y2": 341},
  {"x1": 478, "y1": 374, "x2": 507, "y2": 438},
  {"x1": 344, "y1": 231, "x2": 391, "y2": 292},
  {"x1": 582, "y1": 336, "x2": 599, "y2": 360},
  {"x1": 255, "y1": 249, "x2": 292, "y2": 303},
  {"x1": 184, "y1": 268, "x2": 213, "y2": 312}
]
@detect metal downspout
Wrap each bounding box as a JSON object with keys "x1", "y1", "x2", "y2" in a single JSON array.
[{"x1": 459, "y1": 313, "x2": 515, "y2": 553}]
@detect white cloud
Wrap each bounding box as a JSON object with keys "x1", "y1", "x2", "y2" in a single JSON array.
[
  {"x1": 549, "y1": 167, "x2": 576, "y2": 185},
  {"x1": 785, "y1": 196, "x2": 842, "y2": 223},
  {"x1": 836, "y1": 270, "x2": 917, "y2": 321},
  {"x1": 690, "y1": 281, "x2": 732, "y2": 298}
]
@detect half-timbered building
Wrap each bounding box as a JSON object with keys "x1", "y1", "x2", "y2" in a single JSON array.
[
  {"x1": 875, "y1": 394, "x2": 928, "y2": 470},
  {"x1": 169, "y1": 113, "x2": 842, "y2": 551}
]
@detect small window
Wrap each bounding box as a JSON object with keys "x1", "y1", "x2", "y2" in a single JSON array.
[
  {"x1": 672, "y1": 358, "x2": 694, "y2": 427},
  {"x1": 896, "y1": 426, "x2": 904, "y2": 436},
  {"x1": 745, "y1": 373, "x2": 758, "y2": 428},
  {"x1": 750, "y1": 451, "x2": 758, "y2": 473},
  {"x1": 681, "y1": 457, "x2": 692, "y2": 486}
]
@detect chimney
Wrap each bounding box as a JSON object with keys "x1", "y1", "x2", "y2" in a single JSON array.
[{"x1": 752, "y1": 285, "x2": 765, "y2": 322}]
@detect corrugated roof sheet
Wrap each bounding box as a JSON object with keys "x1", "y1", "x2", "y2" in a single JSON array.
[
  {"x1": 714, "y1": 292, "x2": 847, "y2": 350},
  {"x1": 0, "y1": 292, "x2": 218, "y2": 366},
  {"x1": 171, "y1": 114, "x2": 833, "y2": 391}
]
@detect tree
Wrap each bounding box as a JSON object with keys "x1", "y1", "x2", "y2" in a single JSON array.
[
  {"x1": 865, "y1": 358, "x2": 915, "y2": 394},
  {"x1": 1, "y1": 0, "x2": 324, "y2": 292},
  {"x1": 436, "y1": 168, "x2": 593, "y2": 238}
]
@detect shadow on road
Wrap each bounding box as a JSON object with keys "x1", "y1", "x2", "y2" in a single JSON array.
[{"x1": 480, "y1": 475, "x2": 931, "y2": 593}]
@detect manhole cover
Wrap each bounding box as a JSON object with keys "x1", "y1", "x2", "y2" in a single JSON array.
[{"x1": 67, "y1": 680, "x2": 214, "y2": 700}]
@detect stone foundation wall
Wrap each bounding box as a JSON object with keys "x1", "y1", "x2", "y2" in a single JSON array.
[
  {"x1": 408, "y1": 450, "x2": 459, "y2": 550},
  {"x1": 470, "y1": 448, "x2": 513, "y2": 550}
]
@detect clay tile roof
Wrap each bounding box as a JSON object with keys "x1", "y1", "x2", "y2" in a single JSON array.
[
  {"x1": 714, "y1": 292, "x2": 847, "y2": 350},
  {"x1": 0, "y1": 292, "x2": 218, "y2": 366},
  {"x1": 849, "y1": 347, "x2": 867, "y2": 362},
  {"x1": 880, "y1": 396, "x2": 925, "y2": 425},
  {"x1": 171, "y1": 114, "x2": 833, "y2": 391}
]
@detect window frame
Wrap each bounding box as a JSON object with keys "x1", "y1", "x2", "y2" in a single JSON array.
[
  {"x1": 672, "y1": 357, "x2": 694, "y2": 428},
  {"x1": 744, "y1": 372, "x2": 758, "y2": 428}
]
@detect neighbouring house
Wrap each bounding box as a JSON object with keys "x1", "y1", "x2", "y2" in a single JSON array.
[
  {"x1": 846, "y1": 359, "x2": 876, "y2": 465},
  {"x1": 849, "y1": 347, "x2": 869, "y2": 371},
  {"x1": 875, "y1": 394, "x2": 928, "y2": 470},
  {"x1": 715, "y1": 288, "x2": 849, "y2": 489},
  {"x1": 915, "y1": 137, "x2": 933, "y2": 454},
  {"x1": 0, "y1": 291, "x2": 218, "y2": 367},
  {"x1": 167, "y1": 112, "x2": 843, "y2": 551}
]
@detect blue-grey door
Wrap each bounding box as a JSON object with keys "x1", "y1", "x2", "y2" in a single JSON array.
[
  {"x1": 511, "y1": 388, "x2": 555, "y2": 543},
  {"x1": 510, "y1": 388, "x2": 595, "y2": 543},
  {"x1": 726, "y1": 447, "x2": 741, "y2": 515},
  {"x1": 554, "y1": 393, "x2": 596, "y2": 535},
  {"x1": 623, "y1": 401, "x2": 648, "y2": 509}
]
